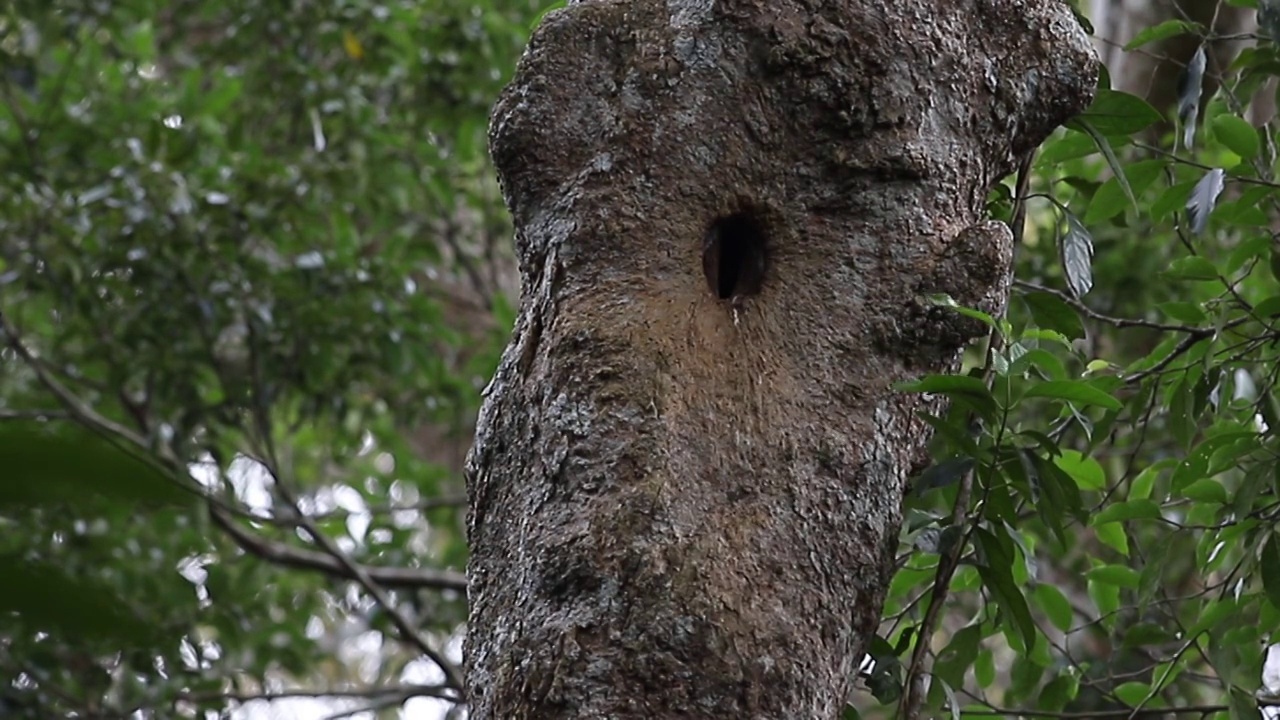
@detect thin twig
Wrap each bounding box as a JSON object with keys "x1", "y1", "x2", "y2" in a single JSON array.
[
  {"x1": 209, "y1": 506, "x2": 467, "y2": 592},
  {"x1": 0, "y1": 408, "x2": 70, "y2": 420},
  {"x1": 1013, "y1": 280, "x2": 1204, "y2": 333},
  {"x1": 241, "y1": 325, "x2": 466, "y2": 692},
  {"x1": 174, "y1": 683, "x2": 460, "y2": 708},
  {"x1": 2, "y1": 312, "x2": 152, "y2": 450},
  {"x1": 901, "y1": 153, "x2": 1038, "y2": 716}
]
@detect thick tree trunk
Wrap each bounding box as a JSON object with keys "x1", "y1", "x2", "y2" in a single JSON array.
[{"x1": 465, "y1": 1, "x2": 1097, "y2": 717}]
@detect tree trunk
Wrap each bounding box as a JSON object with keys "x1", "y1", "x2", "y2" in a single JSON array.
[{"x1": 465, "y1": 1, "x2": 1097, "y2": 717}]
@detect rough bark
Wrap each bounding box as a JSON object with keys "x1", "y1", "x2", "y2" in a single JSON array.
[{"x1": 465, "y1": 1, "x2": 1097, "y2": 718}]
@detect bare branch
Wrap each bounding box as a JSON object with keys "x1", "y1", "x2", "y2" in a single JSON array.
[
  {"x1": 1013, "y1": 279, "x2": 1206, "y2": 333},
  {"x1": 1, "y1": 312, "x2": 152, "y2": 451},
  {"x1": 0, "y1": 409, "x2": 70, "y2": 421},
  {"x1": 209, "y1": 505, "x2": 466, "y2": 592}
]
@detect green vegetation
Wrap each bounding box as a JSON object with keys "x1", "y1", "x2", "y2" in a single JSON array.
[{"x1": 3, "y1": 2, "x2": 1280, "y2": 719}]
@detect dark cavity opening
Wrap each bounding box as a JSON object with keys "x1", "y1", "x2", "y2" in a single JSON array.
[{"x1": 702, "y1": 210, "x2": 767, "y2": 300}]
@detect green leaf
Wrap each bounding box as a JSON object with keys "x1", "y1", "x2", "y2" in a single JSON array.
[
  {"x1": 1114, "y1": 681, "x2": 1151, "y2": 706},
  {"x1": 895, "y1": 374, "x2": 997, "y2": 420},
  {"x1": 1189, "y1": 597, "x2": 1239, "y2": 637},
  {"x1": 1229, "y1": 688, "x2": 1259, "y2": 720},
  {"x1": 975, "y1": 647, "x2": 995, "y2": 687},
  {"x1": 1125, "y1": 19, "x2": 1202, "y2": 49},
  {"x1": 1070, "y1": 90, "x2": 1163, "y2": 136},
  {"x1": 1158, "y1": 301, "x2": 1208, "y2": 324},
  {"x1": 1024, "y1": 380, "x2": 1122, "y2": 410},
  {"x1": 1153, "y1": 180, "x2": 1197, "y2": 221},
  {"x1": 1165, "y1": 256, "x2": 1220, "y2": 281},
  {"x1": 1033, "y1": 583, "x2": 1074, "y2": 632},
  {"x1": 1254, "y1": 294, "x2": 1280, "y2": 318},
  {"x1": 933, "y1": 624, "x2": 982, "y2": 688},
  {"x1": 1022, "y1": 292, "x2": 1086, "y2": 340},
  {"x1": 1085, "y1": 159, "x2": 1165, "y2": 222},
  {"x1": 1129, "y1": 466, "x2": 1159, "y2": 500},
  {"x1": 926, "y1": 294, "x2": 997, "y2": 328},
  {"x1": 1093, "y1": 499, "x2": 1163, "y2": 525},
  {"x1": 1054, "y1": 449, "x2": 1107, "y2": 490},
  {"x1": 1039, "y1": 671, "x2": 1080, "y2": 711},
  {"x1": 975, "y1": 529, "x2": 1037, "y2": 651},
  {"x1": 1094, "y1": 521, "x2": 1130, "y2": 556},
  {"x1": 0, "y1": 422, "x2": 188, "y2": 509},
  {"x1": 1261, "y1": 534, "x2": 1280, "y2": 610},
  {"x1": 0, "y1": 553, "x2": 166, "y2": 649},
  {"x1": 1038, "y1": 132, "x2": 1132, "y2": 166},
  {"x1": 1212, "y1": 115, "x2": 1260, "y2": 158},
  {"x1": 1180, "y1": 478, "x2": 1228, "y2": 503},
  {"x1": 1123, "y1": 622, "x2": 1177, "y2": 647},
  {"x1": 1089, "y1": 577, "x2": 1121, "y2": 618},
  {"x1": 1030, "y1": 453, "x2": 1085, "y2": 544},
  {"x1": 1087, "y1": 564, "x2": 1141, "y2": 589},
  {"x1": 1011, "y1": 348, "x2": 1068, "y2": 381},
  {"x1": 912, "y1": 457, "x2": 975, "y2": 495}
]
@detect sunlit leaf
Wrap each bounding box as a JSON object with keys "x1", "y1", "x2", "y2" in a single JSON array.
[
  {"x1": 1054, "y1": 449, "x2": 1107, "y2": 490},
  {"x1": 1212, "y1": 115, "x2": 1261, "y2": 158}
]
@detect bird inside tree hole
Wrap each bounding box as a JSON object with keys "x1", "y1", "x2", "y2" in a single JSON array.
[{"x1": 702, "y1": 210, "x2": 767, "y2": 301}]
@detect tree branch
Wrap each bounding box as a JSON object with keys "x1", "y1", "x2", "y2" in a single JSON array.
[
  {"x1": 209, "y1": 505, "x2": 466, "y2": 592},
  {"x1": 1013, "y1": 280, "x2": 1204, "y2": 333},
  {"x1": 959, "y1": 699, "x2": 1280, "y2": 718}
]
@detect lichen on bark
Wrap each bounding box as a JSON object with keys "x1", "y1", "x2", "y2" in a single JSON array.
[{"x1": 466, "y1": 1, "x2": 1098, "y2": 718}]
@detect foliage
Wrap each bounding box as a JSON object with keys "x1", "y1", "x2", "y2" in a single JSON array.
[
  {"x1": 0, "y1": 0, "x2": 539, "y2": 716},
  {"x1": 5, "y1": 1, "x2": 1280, "y2": 720},
  {"x1": 858, "y1": 13, "x2": 1280, "y2": 720}
]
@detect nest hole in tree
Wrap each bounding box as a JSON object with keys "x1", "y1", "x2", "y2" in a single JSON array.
[{"x1": 702, "y1": 210, "x2": 767, "y2": 301}]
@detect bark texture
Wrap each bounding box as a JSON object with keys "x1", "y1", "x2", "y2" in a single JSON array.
[{"x1": 465, "y1": 1, "x2": 1097, "y2": 717}]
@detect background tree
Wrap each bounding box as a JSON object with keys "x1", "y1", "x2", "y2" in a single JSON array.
[
  {"x1": 0, "y1": 1, "x2": 532, "y2": 716},
  {"x1": 4, "y1": 1, "x2": 1280, "y2": 719}
]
